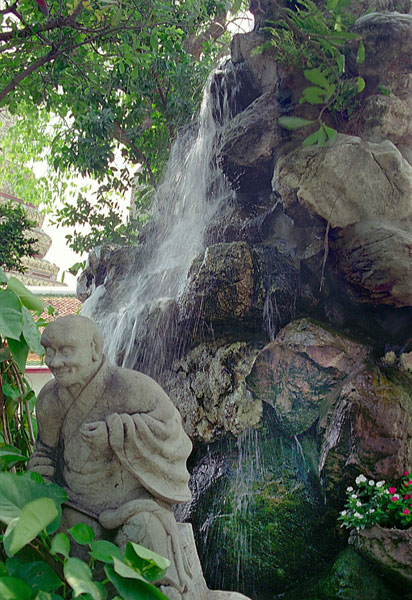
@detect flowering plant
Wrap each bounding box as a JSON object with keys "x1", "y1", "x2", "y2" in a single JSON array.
[{"x1": 339, "y1": 471, "x2": 412, "y2": 530}]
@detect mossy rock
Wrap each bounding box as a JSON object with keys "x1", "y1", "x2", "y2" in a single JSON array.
[
  {"x1": 281, "y1": 547, "x2": 403, "y2": 600},
  {"x1": 188, "y1": 409, "x2": 339, "y2": 599}
]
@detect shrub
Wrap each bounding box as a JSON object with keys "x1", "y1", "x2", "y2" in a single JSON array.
[{"x1": 339, "y1": 471, "x2": 412, "y2": 531}]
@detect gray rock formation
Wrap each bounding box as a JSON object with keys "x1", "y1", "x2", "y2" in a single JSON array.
[{"x1": 77, "y1": 2, "x2": 412, "y2": 598}]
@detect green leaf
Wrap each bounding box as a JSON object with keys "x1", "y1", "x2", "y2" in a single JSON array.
[
  {"x1": 68, "y1": 523, "x2": 95, "y2": 545},
  {"x1": 0, "y1": 290, "x2": 23, "y2": 341},
  {"x1": 0, "y1": 472, "x2": 66, "y2": 532},
  {"x1": 3, "y1": 498, "x2": 59, "y2": 556},
  {"x1": 302, "y1": 129, "x2": 321, "y2": 147},
  {"x1": 50, "y1": 533, "x2": 71, "y2": 559},
  {"x1": 6, "y1": 558, "x2": 63, "y2": 592},
  {"x1": 1, "y1": 383, "x2": 20, "y2": 401},
  {"x1": 357, "y1": 76, "x2": 365, "y2": 93},
  {"x1": 64, "y1": 557, "x2": 107, "y2": 600},
  {"x1": 278, "y1": 116, "x2": 315, "y2": 130},
  {"x1": 0, "y1": 576, "x2": 32, "y2": 600},
  {"x1": 336, "y1": 54, "x2": 345, "y2": 75},
  {"x1": 0, "y1": 347, "x2": 11, "y2": 362},
  {"x1": 301, "y1": 86, "x2": 326, "y2": 104},
  {"x1": 323, "y1": 125, "x2": 338, "y2": 144},
  {"x1": 0, "y1": 268, "x2": 8, "y2": 284},
  {"x1": 0, "y1": 446, "x2": 27, "y2": 470},
  {"x1": 317, "y1": 125, "x2": 327, "y2": 148},
  {"x1": 112, "y1": 557, "x2": 147, "y2": 581},
  {"x1": 89, "y1": 540, "x2": 124, "y2": 563},
  {"x1": 104, "y1": 565, "x2": 169, "y2": 600},
  {"x1": 6, "y1": 336, "x2": 29, "y2": 373},
  {"x1": 126, "y1": 543, "x2": 170, "y2": 581},
  {"x1": 356, "y1": 40, "x2": 365, "y2": 64},
  {"x1": 7, "y1": 278, "x2": 45, "y2": 315},
  {"x1": 303, "y1": 68, "x2": 329, "y2": 89},
  {"x1": 22, "y1": 306, "x2": 44, "y2": 356}
]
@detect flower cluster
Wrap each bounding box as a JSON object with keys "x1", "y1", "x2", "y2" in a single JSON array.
[{"x1": 339, "y1": 471, "x2": 412, "y2": 531}]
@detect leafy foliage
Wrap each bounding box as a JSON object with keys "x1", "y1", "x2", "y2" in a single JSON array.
[
  {"x1": 0, "y1": 471, "x2": 171, "y2": 599},
  {"x1": 339, "y1": 471, "x2": 412, "y2": 531},
  {"x1": 256, "y1": 0, "x2": 366, "y2": 146},
  {"x1": 0, "y1": 202, "x2": 37, "y2": 273},
  {"x1": 0, "y1": 267, "x2": 46, "y2": 460},
  {"x1": 0, "y1": 0, "x2": 248, "y2": 253}
]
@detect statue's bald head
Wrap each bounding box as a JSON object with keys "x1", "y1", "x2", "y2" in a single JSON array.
[
  {"x1": 42, "y1": 316, "x2": 103, "y2": 355},
  {"x1": 42, "y1": 316, "x2": 104, "y2": 389}
]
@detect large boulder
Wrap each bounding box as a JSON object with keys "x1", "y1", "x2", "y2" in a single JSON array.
[
  {"x1": 162, "y1": 342, "x2": 262, "y2": 442},
  {"x1": 246, "y1": 318, "x2": 370, "y2": 437},
  {"x1": 179, "y1": 242, "x2": 298, "y2": 336},
  {"x1": 319, "y1": 366, "x2": 412, "y2": 502},
  {"x1": 333, "y1": 220, "x2": 412, "y2": 307},
  {"x1": 219, "y1": 92, "x2": 281, "y2": 192},
  {"x1": 273, "y1": 135, "x2": 412, "y2": 229}
]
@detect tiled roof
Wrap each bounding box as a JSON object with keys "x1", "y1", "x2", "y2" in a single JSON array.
[{"x1": 27, "y1": 290, "x2": 82, "y2": 367}]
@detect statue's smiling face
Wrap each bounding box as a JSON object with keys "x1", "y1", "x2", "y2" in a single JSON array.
[{"x1": 43, "y1": 333, "x2": 97, "y2": 388}]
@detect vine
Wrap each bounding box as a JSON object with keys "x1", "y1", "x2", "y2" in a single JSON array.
[{"x1": 254, "y1": 0, "x2": 366, "y2": 146}]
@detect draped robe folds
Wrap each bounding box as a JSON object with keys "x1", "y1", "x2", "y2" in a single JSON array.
[{"x1": 28, "y1": 358, "x2": 192, "y2": 566}]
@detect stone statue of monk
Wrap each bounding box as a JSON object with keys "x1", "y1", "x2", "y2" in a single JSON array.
[
  {"x1": 28, "y1": 315, "x2": 193, "y2": 597},
  {"x1": 29, "y1": 315, "x2": 250, "y2": 600}
]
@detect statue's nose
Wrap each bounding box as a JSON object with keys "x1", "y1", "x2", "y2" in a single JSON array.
[{"x1": 48, "y1": 353, "x2": 64, "y2": 368}]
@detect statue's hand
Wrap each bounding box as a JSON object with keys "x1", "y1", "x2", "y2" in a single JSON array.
[{"x1": 80, "y1": 420, "x2": 108, "y2": 450}]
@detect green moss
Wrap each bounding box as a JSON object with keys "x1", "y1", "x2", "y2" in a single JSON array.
[
  {"x1": 280, "y1": 548, "x2": 404, "y2": 600},
  {"x1": 190, "y1": 410, "x2": 339, "y2": 599}
]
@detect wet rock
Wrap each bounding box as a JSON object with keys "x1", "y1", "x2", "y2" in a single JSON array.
[
  {"x1": 303, "y1": 547, "x2": 399, "y2": 600},
  {"x1": 273, "y1": 135, "x2": 412, "y2": 229},
  {"x1": 333, "y1": 220, "x2": 412, "y2": 307},
  {"x1": 179, "y1": 242, "x2": 299, "y2": 336},
  {"x1": 219, "y1": 93, "x2": 281, "y2": 192},
  {"x1": 230, "y1": 32, "x2": 283, "y2": 94},
  {"x1": 360, "y1": 94, "x2": 412, "y2": 146},
  {"x1": 247, "y1": 318, "x2": 370, "y2": 437},
  {"x1": 353, "y1": 13, "x2": 412, "y2": 91},
  {"x1": 77, "y1": 244, "x2": 139, "y2": 302},
  {"x1": 319, "y1": 367, "x2": 412, "y2": 502},
  {"x1": 187, "y1": 418, "x2": 335, "y2": 600},
  {"x1": 349, "y1": 525, "x2": 412, "y2": 588},
  {"x1": 162, "y1": 341, "x2": 262, "y2": 442}
]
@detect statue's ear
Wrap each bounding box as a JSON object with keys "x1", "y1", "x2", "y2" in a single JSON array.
[{"x1": 91, "y1": 337, "x2": 102, "y2": 361}]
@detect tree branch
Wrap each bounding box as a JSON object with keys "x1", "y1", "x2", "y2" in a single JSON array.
[{"x1": 113, "y1": 120, "x2": 157, "y2": 189}]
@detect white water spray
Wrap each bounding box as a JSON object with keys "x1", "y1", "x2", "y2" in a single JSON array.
[{"x1": 82, "y1": 61, "x2": 237, "y2": 373}]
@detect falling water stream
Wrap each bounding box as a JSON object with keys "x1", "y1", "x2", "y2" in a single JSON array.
[{"x1": 82, "y1": 61, "x2": 237, "y2": 374}]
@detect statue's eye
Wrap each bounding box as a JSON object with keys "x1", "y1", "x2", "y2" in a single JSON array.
[
  {"x1": 45, "y1": 348, "x2": 55, "y2": 359},
  {"x1": 61, "y1": 347, "x2": 73, "y2": 357}
]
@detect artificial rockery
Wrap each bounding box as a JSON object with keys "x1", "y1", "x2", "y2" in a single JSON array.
[{"x1": 78, "y1": 0, "x2": 412, "y2": 598}]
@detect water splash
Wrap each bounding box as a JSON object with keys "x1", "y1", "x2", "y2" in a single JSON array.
[{"x1": 82, "y1": 61, "x2": 237, "y2": 375}]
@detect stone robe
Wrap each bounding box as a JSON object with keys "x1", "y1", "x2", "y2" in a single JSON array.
[{"x1": 28, "y1": 357, "x2": 193, "y2": 591}]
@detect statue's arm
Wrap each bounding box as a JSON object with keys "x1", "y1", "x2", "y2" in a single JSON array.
[{"x1": 27, "y1": 382, "x2": 61, "y2": 481}]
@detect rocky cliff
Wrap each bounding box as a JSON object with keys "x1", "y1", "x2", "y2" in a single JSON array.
[{"x1": 78, "y1": 2, "x2": 412, "y2": 597}]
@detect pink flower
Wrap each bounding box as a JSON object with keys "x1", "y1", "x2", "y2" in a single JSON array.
[
  {"x1": 391, "y1": 496, "x2": 399, "y2": 502},
  {"x1": 403, "y1": 508, "x2": 410, "y2": 515},
  {"x1": 409, "y1": 481, "x2": 412, "y2": 485},
  {"x1": 404, "y1": 495, "x2": 410, "y2": 499},
  {"x1": 404, "y1": 471, "x2": 410, "y2": 476},
  {"x1": 389, "y1": 487, "x2": 396, "y2": 494}
]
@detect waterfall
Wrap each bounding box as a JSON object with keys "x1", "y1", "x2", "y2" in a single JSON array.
[{"x1": 82, "y1": 61, "x2": 237, "y2": 375}]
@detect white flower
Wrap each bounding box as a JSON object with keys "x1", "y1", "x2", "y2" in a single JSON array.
[
  {"x1": 351, "y1": 494, "x2": 357, "y2": 499},
  {"x1": 392, "y1": 494, "x2": 399, "y2": 500},
  {"x1": 354, "y1": 512, "x2": 363, "y2": 519},
  {"x1": 356, "y1": 501, "x2": 362, "y2": 507},
  {"x1": 347, "y1": 486, "x2": 354, "y2": 492},
  {"x1": 368, "y1": 509, "x2": 375, "y2": 513},
  {"x1": 341, "y1": 510, "x2": 347, "y2": 516},
  {"x1": 356, "y1": 474, "x2": 367, "y2": 484},
  {"x1": 368, "y1": 480, "x2": 375, "y2": 486},
  {"x1": 376, "y1": 481, "x2": 385, "y2": 488}
]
